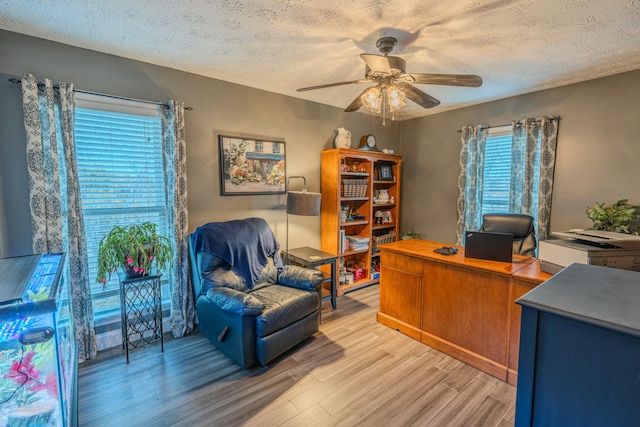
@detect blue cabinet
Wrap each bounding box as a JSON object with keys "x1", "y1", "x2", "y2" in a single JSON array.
[
  {"x1": 515, "y1": 263, "x2": 640, "y2": 427},
  {"x1": 0, "y1": 253, "x2": 77, "y2": 426}
]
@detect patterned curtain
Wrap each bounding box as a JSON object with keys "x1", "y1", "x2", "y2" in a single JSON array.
[
  {"x1": 21, "y1": 73, "x2": 98, "y2": 363},
  {"x1": 161, "y1": 101, "x2": 193, "y2": 338},
  {"x1": 456, "y1": 125, "x2": 488, "y2": 244},
  {"x1": 510, "y1": 117, "x2": 559, "y2": 240}
]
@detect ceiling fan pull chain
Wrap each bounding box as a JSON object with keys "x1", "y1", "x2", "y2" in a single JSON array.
[{"x1": 382, "y1": 87, "x2": 387, "y2": 126}]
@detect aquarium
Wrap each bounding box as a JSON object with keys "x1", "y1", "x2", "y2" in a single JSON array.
[{"x1": 0, "y1": 253, "x2": 76, "y2": 427}]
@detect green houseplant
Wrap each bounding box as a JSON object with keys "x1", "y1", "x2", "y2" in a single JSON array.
[
  {"x1": 585, "y1": 199, "x2": 640, "y2": 235},
  {"x1": 400, "y1": 230, "x2": 421, "y2": 240},
  {"x1": 97, "y1": 222, "x2": 173, "y2": 288}
]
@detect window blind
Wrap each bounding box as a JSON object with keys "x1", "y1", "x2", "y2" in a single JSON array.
[
  {"x1": 482, "y1": 131, "x2": 512, "y2": 216},
  {"x1": 74, "y1": 104, "x2": 168, "y2": 314}
]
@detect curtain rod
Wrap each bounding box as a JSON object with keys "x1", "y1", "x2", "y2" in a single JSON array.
[
  {"x1": 8, "y1": 77, "x2": 193, "y2": 111},
  {"x1": 456, "y1": 116, "x2": 561, "y2": 133}
]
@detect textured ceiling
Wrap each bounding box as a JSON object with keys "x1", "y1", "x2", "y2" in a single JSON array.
[{"x1": 1, "y1": 0, "x2": 640, "y2": 120}]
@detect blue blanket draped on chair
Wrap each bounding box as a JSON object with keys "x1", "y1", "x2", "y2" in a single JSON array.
[{"x1": 192, "y1": 217, "x2": 285, "y2": 288}]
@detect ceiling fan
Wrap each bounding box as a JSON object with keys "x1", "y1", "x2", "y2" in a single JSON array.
[{"x1": 297, "y1": 36, "x2": 483, "y2": 115}]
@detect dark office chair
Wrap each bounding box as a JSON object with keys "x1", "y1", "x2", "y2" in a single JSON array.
[{"x1": 480, "y1": 213, "x2": 537, "y2": 256}]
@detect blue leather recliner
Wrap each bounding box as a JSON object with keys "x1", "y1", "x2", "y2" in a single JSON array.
[{"x1": 188, "y1": 218, "x2": 323, "y2": 369}]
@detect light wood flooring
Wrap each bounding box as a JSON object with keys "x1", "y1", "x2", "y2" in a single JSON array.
[{"x1": 78, "y1": 285, "x2": 516, "y2": 426}]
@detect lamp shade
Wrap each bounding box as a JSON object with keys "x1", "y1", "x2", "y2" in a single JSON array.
[
  {"x1": 361, "y1": 85, "x2": 382, "y2": 113},
  {"x1": 387, "y1": 85, "x2": 406, "y2": 112},
  {"x1": 287, "y1": 191, "x2": 321, "y2": 216}
]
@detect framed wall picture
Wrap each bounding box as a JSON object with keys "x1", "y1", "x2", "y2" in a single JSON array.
[
  {"x1": 218, "y1": 135, "x2": 286, "y2": 196},
  {"x1": 376, "y1": 163, "x2": 394, "y2": 181}
]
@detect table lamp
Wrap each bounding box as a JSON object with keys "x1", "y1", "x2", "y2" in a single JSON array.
[{"x1": 286, "y1": 176, "x2": 321, "y2": 264}]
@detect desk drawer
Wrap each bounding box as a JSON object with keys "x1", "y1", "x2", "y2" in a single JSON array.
[{"x1": 380, "y1": 251, "x2": 423, "y2": 275}]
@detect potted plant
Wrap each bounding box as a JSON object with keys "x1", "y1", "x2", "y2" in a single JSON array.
[
  {"x1": 400, "y1": 230, "x2": 421, "y2": 240},
  {"x1": 585, "y1": 199, "x2": 640, "y2": 235},
  {"x1": 96, "y1": 222, "x2": 173, "y2": 288}
]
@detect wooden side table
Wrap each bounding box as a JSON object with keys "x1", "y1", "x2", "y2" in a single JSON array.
[
  {"x1": 118, "y1": 273, "x2": 164, "y2": 363},
  {"x1": 284, "y1": 247, "x2": 338, "y2": 309}
]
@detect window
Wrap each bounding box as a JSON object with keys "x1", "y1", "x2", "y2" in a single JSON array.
[
  {"x1": 481, "y1": 126, "x2": 512, "y2": 216},
  {"x1": 481, "y1": 125, "x2": 542, "y2": 219},
  {"x1": 459, "y1": 118, "x2": 558, "y2": 246},
  {"x1": 74, "y1": 93, "x2": 170, "y2": 319}
]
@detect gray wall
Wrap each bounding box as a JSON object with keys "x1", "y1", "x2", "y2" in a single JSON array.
[
  {"x1": 1, "y1": 29, "x2": 639, "y2": 257},
  {"x1": 400, "y1": 69, "x2": 640, "y2": 243},
  {"x1": 0, "y1": 30, "x2": 399, "y2": 257}
]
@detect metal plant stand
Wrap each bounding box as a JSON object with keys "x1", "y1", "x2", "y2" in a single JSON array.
[{"x1": 118, "y1": 273, "x2": 164, "y2": 363}]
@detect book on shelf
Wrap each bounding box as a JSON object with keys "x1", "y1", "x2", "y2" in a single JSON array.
[
  {"x1": 346, "y1": 236, "x2": 369, "y2": 244},
  {"x1": 348, "y1": 243, "x2": 369, "y2": 251},
  {"x1": 346, "y1": 235, "x2": 369, "y2": 251}
]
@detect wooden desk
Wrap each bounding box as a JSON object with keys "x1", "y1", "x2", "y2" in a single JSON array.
[
  {"x1": 284, "y1": 246, "x2": 338, "y2": 309},
  {"x1": 378, "y1": 239, "x2": 549, "y2": 384}
]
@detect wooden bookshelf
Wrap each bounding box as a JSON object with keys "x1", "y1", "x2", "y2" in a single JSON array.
[{"x1": 321, "y1": 148, "x2": 402, "y2": 295}]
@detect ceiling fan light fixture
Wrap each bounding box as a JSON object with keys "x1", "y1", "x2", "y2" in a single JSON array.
[
  {"x1": 387, "y1": 85, "x2": 406, "y2": 112},
  {"x1": 297, "y1": 36, "x2": 481, "y2": 122},
  {"x1": 361, "y1": 85, "x2": 382, "y2": 113}
]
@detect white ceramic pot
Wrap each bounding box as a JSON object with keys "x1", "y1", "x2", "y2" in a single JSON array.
[
  {"x1": 334, "y1": 127, "x2": 352, "y2": 148},
  {"x1": 377, "y1": 189, "x2": 389, "y2": 203}
]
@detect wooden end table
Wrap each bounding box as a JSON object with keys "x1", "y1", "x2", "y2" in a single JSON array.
[{"x1": 284, "y1": 247, "x2": 338, "y2": 310}]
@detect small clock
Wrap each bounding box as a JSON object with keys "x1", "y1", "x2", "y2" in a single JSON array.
[{"x1": 358, "y1": 134, "x2": 380, "y2": 151}]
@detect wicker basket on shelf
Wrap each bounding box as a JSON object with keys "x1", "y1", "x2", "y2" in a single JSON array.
[
  {"x1": 341, "y1": 179, "x2": 368, "y2": 198},
  {"x1": 372, "y1": 231, "x2": 396, "y2": 252}
]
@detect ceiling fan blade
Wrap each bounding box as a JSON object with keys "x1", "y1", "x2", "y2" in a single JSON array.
[
  {"x1": 403, "y1": 85, "x2": 440, "y2": 108},
  {"x1": 360, "y1": 54, "x2": 391, "y2": 74},
  {"x1": 297, "y1": 80, "x2": 366, "y2": 92},
  {"x1": 344, "y1": 88, "x2": 368, "y2": 112},
  {"x1": 404, "y1": 73, "x2": 483, "y2": 87}
]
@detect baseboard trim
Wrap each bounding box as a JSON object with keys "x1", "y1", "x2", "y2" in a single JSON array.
[{"x1": 97, "y1": 317, "x2": 172, "y2": 351}]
